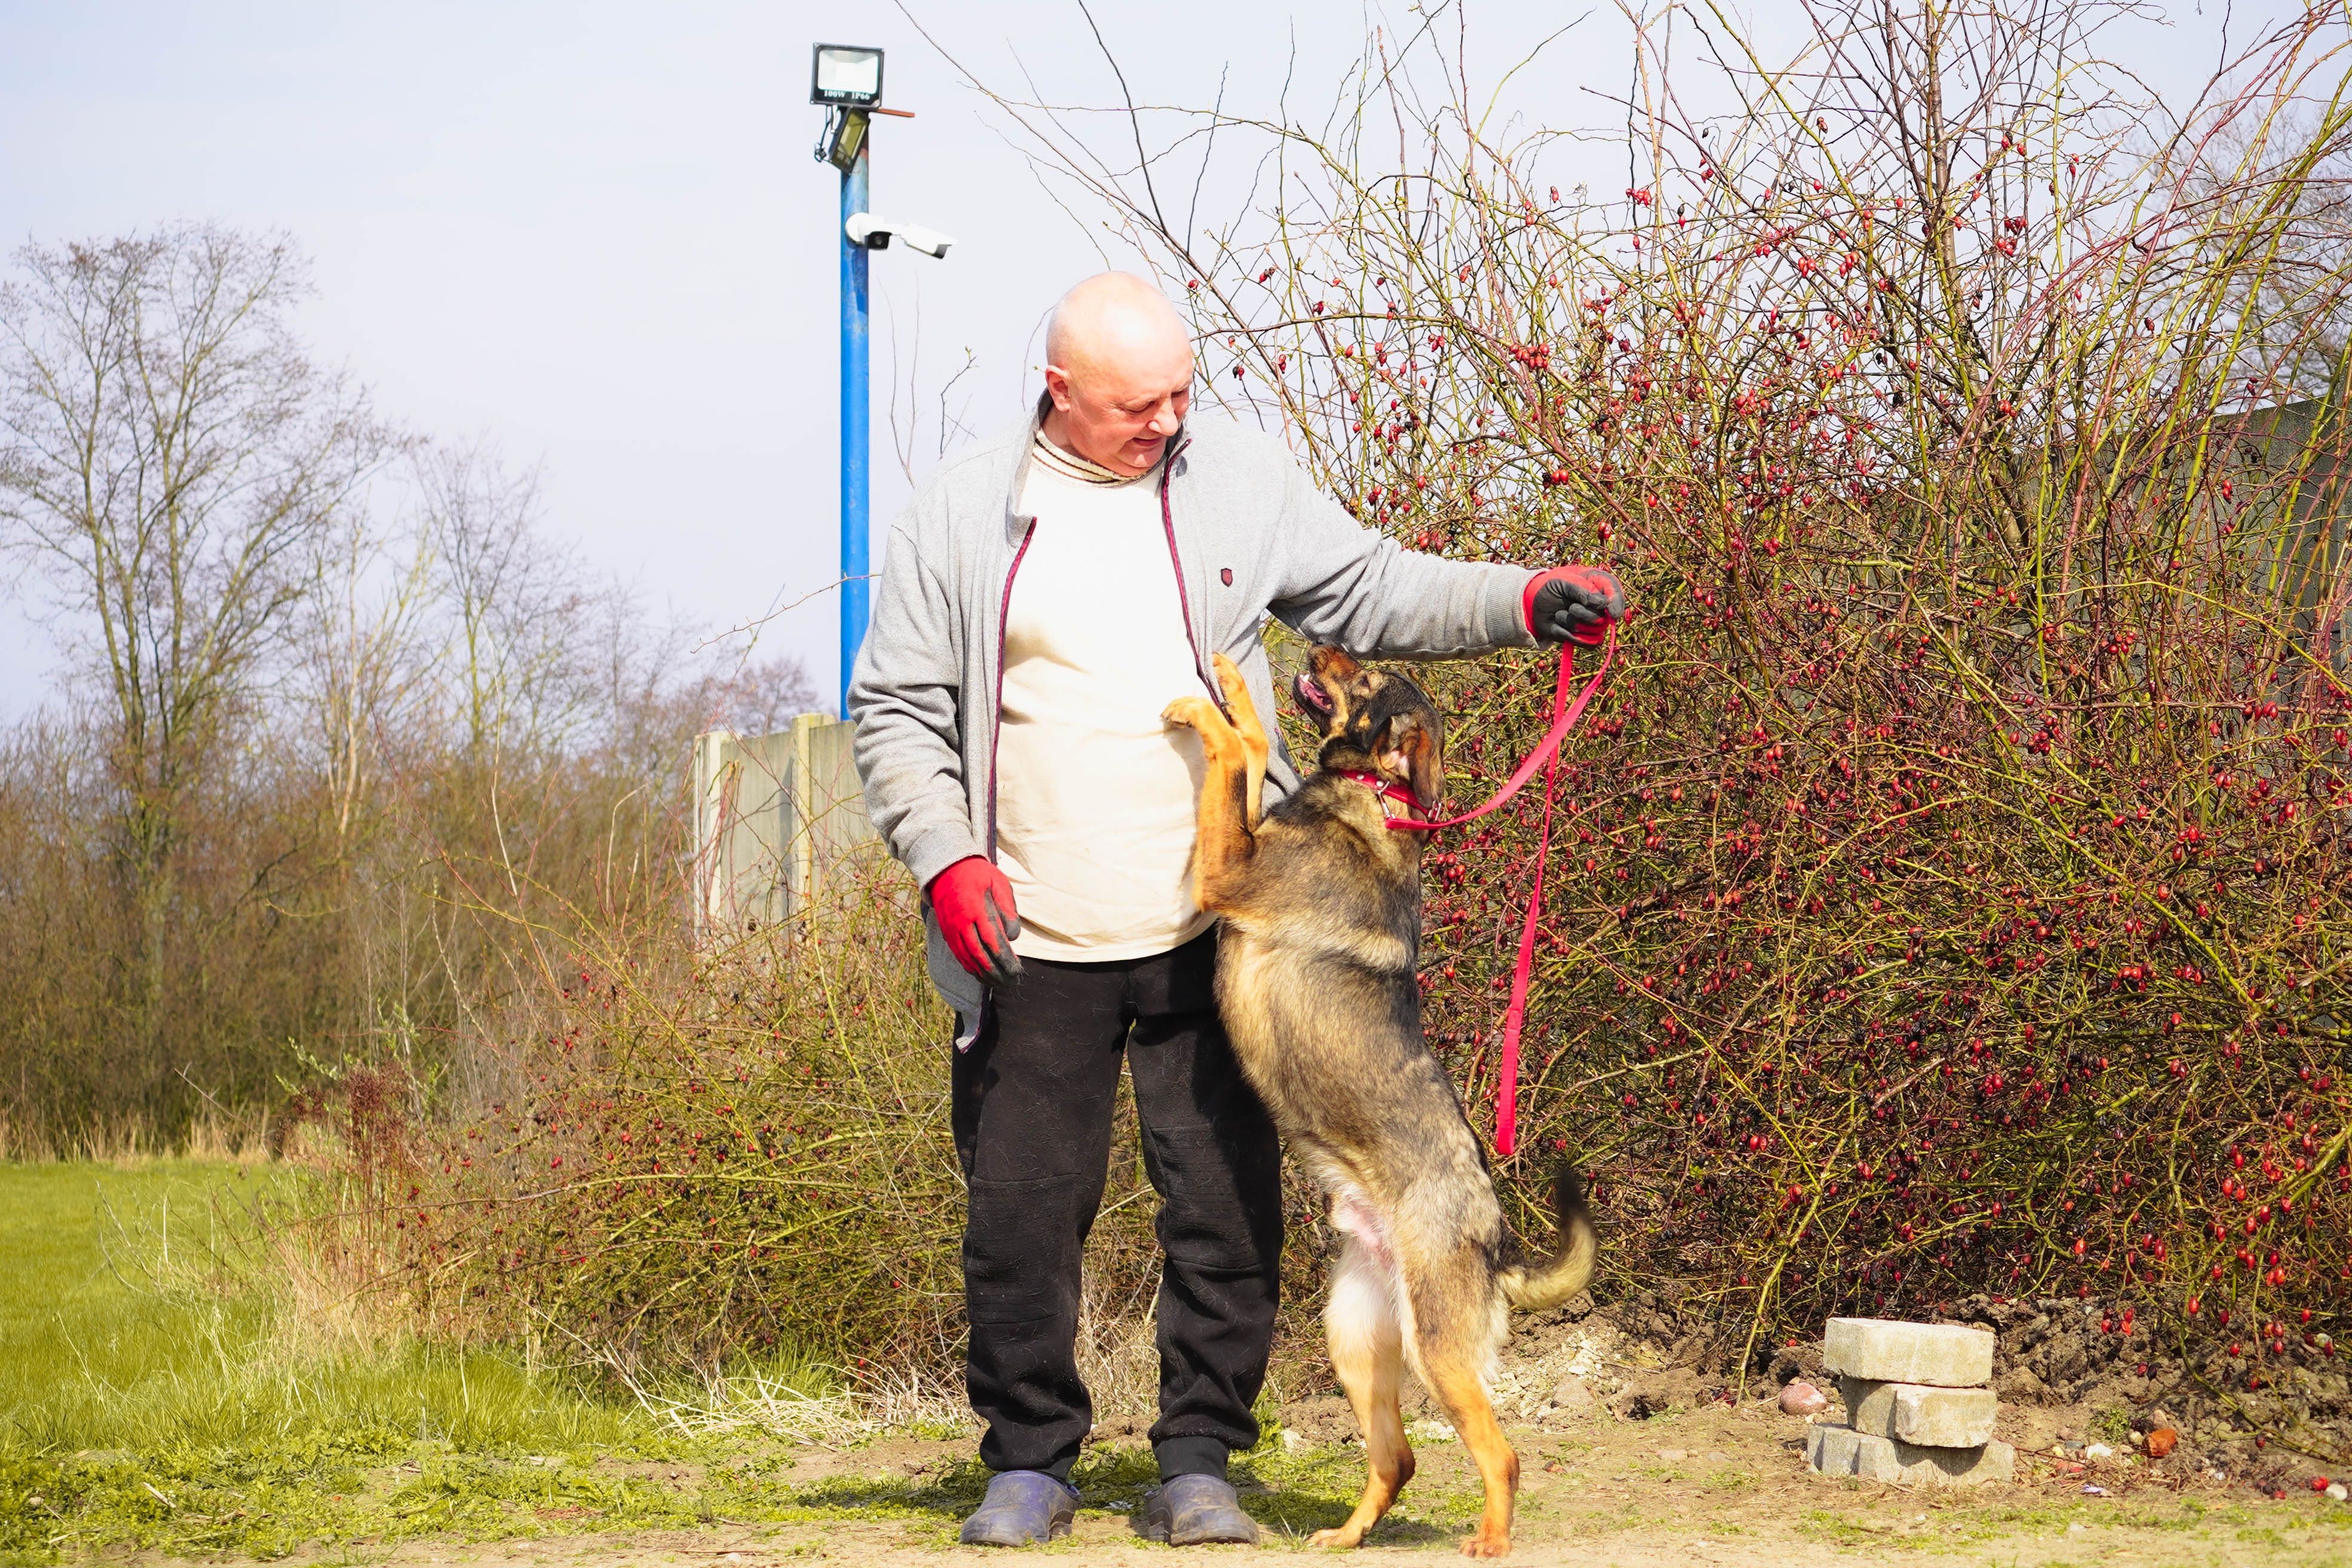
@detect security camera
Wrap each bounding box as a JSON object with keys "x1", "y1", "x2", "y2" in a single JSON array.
[{"x1": 843, "y1": 213, "x2": 955, "y2": 259}]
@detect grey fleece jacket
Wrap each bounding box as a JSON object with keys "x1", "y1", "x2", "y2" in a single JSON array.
[{"x1": 846, "y1": 405, "x2": 1538, "y2": 1025}]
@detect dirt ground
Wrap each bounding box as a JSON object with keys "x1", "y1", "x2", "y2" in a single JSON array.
[
  {"x1": 131, "y1": 1395, "x2": 2352, "y2": 1568},
  {"x1": 95, "y1": 1297, "x2": 2352, "y2": 1567}
]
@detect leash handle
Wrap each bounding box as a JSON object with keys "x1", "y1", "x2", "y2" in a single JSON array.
[{"x1": 1387, "y1": 631, "x2": 1613, "y2": 1157}]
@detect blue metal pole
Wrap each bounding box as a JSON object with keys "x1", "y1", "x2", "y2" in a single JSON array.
[{"x1": 838, "y1": 137, "x2": 871, "y2": 718}]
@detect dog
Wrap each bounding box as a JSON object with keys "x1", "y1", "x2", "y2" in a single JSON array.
[{"x1": 1162, "y1": 646, "x2": 1597, "y2": 1559}]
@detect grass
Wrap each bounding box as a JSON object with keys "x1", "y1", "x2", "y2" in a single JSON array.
[
  {"x1": 0, "y1": 1159, "x2": 261, "y2": 1448},
  {"x1": 13, "y1": 1159, "x2": 2352, "y2": 1564},
  {"x1": 0, "y1": 1159, "x2": 639, "y2": 1457},
  {"x1": 0, "y1": 1161, "x2": 1484, "y2": 1564},
  {"x1": 0, "y1": 1157, "x2": 706, "y2": 1563}
]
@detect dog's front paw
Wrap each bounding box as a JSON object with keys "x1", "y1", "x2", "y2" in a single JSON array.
[{"x1": 1163, "y1": 696, "x2": 1219, "y2": 730}]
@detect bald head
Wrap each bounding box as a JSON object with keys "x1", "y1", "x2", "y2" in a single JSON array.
[
  {"x1": 1040, "y1": 272, "x2": 1195, "y2": 476},
  {"x1": 1046, "y1": 272, "x2": 1191, "y2": 381}
]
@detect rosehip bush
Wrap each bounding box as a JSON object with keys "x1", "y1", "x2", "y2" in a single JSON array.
[{"x1": 1074, "y1": 0, "x2": 2352, "y2": 1441}]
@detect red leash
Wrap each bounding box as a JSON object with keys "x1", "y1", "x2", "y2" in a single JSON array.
[{"x1": 1382, "y1": 630, "x2": 1615, "y2": 1157}]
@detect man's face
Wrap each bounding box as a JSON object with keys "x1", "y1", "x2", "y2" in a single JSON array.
[{"x1": 1043, "y1": 341, "x2": 1193, "y2": 477}]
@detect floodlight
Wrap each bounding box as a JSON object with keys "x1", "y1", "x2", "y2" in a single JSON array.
[
  {"x1": 821, "y1": 108, "x2": 868, "y2": 171},
  {"x1": 811, "y1": 44, "x2": 884, "y2": 108}
]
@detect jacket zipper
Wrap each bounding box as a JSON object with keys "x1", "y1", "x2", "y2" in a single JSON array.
[
  {"x1": 1156, "y1": 437, "x2": 1219, "y2": 702},
  {"x1": 985, "y1": 519, "x2": 1037, "y2": 856}
]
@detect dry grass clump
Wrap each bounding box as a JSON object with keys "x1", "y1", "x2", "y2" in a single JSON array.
[
  {"x1": 0, "y1": 1108, "x2": 275, "y2": 1165},
  {"x1": 335, "y1": 859, "x2": 1206, "y2": 1400}
]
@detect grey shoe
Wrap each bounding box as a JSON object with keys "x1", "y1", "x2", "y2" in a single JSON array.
[
  {"x1": 1137, "y1": 1473, "x2": 1260, "y2": 1546},
  {"x1": 959, "y1": 1469, "x2": 1080, "y2": 1546}
]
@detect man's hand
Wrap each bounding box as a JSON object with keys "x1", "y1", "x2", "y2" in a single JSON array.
[
  {"x1": 1524, "y1": 565, "x2": 1627, "y2": 647},
  {"x1": 927, "y1": 856, "x2": 1024, "y2": 987}
]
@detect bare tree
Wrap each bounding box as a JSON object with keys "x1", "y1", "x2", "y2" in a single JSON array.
[
  {"x1": 0, "y1": 224, "x2": 390, "y2": 1030},
  {"x1": 300, "y1": 500, "x2": 436, "y2": 846},
  {"x1": 411, "y1": 440, "x2": 608, "y2": 764},
  {"x1": 0, "y1": 225, "x2": 827, "y2": 1146},
  {"x1": 2189, "y1": 105, "x2": 2352, "y2": 405},
  {"x1": 704, "y1": 653, "x2": 823, "y2": 736}
]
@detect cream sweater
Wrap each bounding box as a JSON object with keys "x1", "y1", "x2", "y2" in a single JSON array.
[{"x1": 995, "y1": 436, "x2": 1213, "y2": 961}]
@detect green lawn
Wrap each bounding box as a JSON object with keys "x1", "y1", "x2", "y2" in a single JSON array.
[
  {"x1": 7, "y1": 1160, "x2": 279, "y2": 1451},
  {"x1": 0, "y1": 1159, "x2": 686, "y2": 1562},
  {"x1": 0, "y1": 1162, "x2": 1333, "y2": 1564},
  {"x1": 9, "y1": 1164, "x2": 2344, "y2": 1566},
  {"x1": 0, "y1": 1159, "x2": 638, "y2": 1457}
]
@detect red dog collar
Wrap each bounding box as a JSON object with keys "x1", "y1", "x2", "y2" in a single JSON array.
[{"x1": 1334, "y1": 768, "x2": 1430, "y2": 823}]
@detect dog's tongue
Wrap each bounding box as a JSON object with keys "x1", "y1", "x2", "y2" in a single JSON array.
[{"x1": 1295, "y1": 672, "x2": 1333, "y2": 713}]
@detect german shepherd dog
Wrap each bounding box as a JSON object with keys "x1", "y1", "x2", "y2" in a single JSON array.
[{"x1": 1162, "y1": 647, "x2": 1597, "y2": 1558}]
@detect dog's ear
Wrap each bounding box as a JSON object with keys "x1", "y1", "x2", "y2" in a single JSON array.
[
  {"x1": 1310, "y1": 645, "x2": 1364, "y2": 681},
  {"x1": 1376, "y1": 710, "x2": 1443, "y2": 811}
]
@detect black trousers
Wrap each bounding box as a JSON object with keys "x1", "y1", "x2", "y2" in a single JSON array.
[{"x1": 951, "y1": 927, "x2": 1283, "y2": 1485}]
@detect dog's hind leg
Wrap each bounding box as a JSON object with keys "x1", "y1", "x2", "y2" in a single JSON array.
[
  {"x1": 1409, "y1": 1273, "x2": 1519, "y2": 1558},
  {"x1": 1308, "y1": 1234, "x2": 1413, "y2": 1549}
]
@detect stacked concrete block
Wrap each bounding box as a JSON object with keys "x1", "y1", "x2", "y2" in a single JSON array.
[{"x1": 1805, "y1": 1318, "x2": 2015, "y2": 1486}]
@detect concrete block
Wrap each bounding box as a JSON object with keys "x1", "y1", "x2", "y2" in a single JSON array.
[
  {"x1": 1840, "y1": 1378, "x2": 1999, "y2": 1447},
  {"x1": 1806, "y1": 1423, "x2": 2016, "y2": 1487},
  {"x1": 1822, "y1": 1317, "x2": 1996, "y2": 1387}
]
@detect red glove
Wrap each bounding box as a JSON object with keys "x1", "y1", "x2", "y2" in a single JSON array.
[
  {"x1": 927, "y1": 856, "x2": 1024, "y2": 987},
  {"x1": 1524, "y1": 565, "x2": 1626, "y2": 647}
]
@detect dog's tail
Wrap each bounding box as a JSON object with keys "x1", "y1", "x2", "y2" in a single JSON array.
[{"x1": 1499, "y1": 1163, "x2": 1599, "y2": 1312}]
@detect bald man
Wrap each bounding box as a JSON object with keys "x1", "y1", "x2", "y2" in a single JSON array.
[{"x1": 849, "y1": 274, "x2": 1622, "y2": 1547}]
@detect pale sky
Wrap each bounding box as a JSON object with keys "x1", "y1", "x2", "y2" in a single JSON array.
[{"x1": 0, "y1": 0, "x2": 2250, "y2": 718}]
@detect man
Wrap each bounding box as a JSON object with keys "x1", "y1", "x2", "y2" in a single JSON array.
[{"x1": 849, "y1": 273, "x2": 1622, "y2": 1547}]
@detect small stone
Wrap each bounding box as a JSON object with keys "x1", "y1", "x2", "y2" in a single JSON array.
[
  {"x1": 1839, "y1": 1378, "x2": 1998, "y2": 1446},
  {"x1": 1822, "y1": 1318, "x2": 1996, "y2": 1387},
  {"x1": 1806, "y1": 1423, "x2": 2016, "y2": 1487},
  {"x1": 1655, "y1": 1448, "x2": 1689, "y2": 1462},
  {"x1": 2329, "y1": 1482, "x2": 2347, "y2": 1502},
  {"x1": 2084, "y1": 1443, "x2": 2115, "y2": 1460},
  {"x1": 1780, "y1": 1379, "x2": 1830, "y2": 1417},
  {"x1": 2143, "y1": 1428, "x2": 2178, "y2": 1459},
  {"x1": 1993, "y1": 1366, "x2": 2048, "y2": 1401},
  {"x1": 1548, "y1": 1375, "x2": 1595, "y2": 1413}
]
